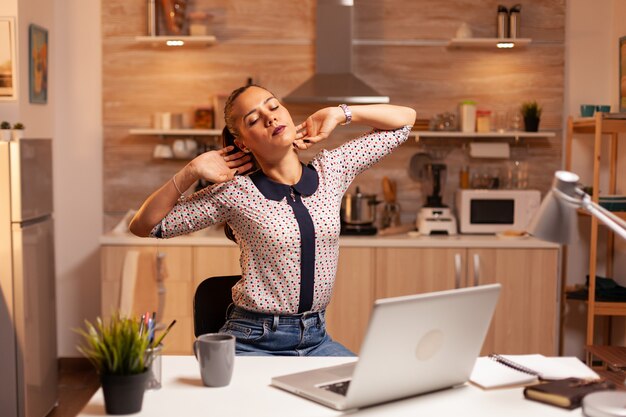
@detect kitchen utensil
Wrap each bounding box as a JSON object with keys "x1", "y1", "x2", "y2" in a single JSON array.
[
  {"x1": 408, "y1": 151, "x2": 432, "y2": 182},
  {"x1": 381, "y1": 177, "x2": 401, "y2": 229},
  {"x1": 341, "y1": 187, "x2": 380, "y2": 226}
]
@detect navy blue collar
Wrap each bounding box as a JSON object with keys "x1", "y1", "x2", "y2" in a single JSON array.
[{"x1": 250, "y1": 163, "x2": 319, "y2": 201}]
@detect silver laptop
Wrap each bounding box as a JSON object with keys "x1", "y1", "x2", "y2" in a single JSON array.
[{"x1": 271, "y1": 283, "x2": 501, "y2": 410}]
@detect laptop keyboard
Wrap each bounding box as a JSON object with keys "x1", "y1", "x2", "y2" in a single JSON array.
[{"x1": 319, "y1": 380, "x2": 351, "y2": 396}]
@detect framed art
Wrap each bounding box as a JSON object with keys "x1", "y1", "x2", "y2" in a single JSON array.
[
  {"x1": 619, "y1": 36, "x2": 626, "y2": 112},
  {"x1": 29, "y1": 24, "x2": 48, "y2": 104},
  {"x1": 0, "y1": 17, "x2": 17, "y2": 101}
]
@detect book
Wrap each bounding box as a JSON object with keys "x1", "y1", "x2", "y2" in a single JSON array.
[
  {"x1": 523, "y1": 377, "x2": 615, "y2": 409},
  {"x1": 469, "y1": 354, "x2": 600, "y2": 389}
]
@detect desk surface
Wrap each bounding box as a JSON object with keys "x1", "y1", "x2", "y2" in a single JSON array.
[{"x1": 79, "y1": 356, "x2": 577, "y2": 417}]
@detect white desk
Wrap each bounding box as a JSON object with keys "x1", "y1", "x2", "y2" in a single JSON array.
[{"x1": 79, "y1": 356, "x2": 578, "y2": 416}]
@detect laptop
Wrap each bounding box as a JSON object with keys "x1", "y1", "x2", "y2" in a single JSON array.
[{"x1": 271, "y1": 283, "x2": 501, "y2": 410}]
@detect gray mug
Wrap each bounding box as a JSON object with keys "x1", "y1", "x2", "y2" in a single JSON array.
[{"x1": 193, "y1": 333, "x2": 235, "y2": 387}]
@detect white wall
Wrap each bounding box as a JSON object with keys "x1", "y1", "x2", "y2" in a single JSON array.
[
  {"x1": 1, "y1": 0, "x2": 102, "y2": 357},
  {"x1": 51, "y1": 0, "x2": 102, "y2": 356},
  {"x1": 563, "y1": 0, "x2": 626, "y2": 357}
]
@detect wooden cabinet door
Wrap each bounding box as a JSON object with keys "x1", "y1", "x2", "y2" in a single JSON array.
[
  {"x1": 192, "y1": 246, "x2": 242, "y2": 290},
  {"x1": 375, "y1": 248, "x2": 467, "y2": 299},
  {"x1": 468, "y1": 248, "x2": 559, "y2": 356},
  {"x1": 101, "y1": 245, "x2": 193, "y2": 354},
  {"x1": 325, "y1": 247, "x2": 376, "y2": 354}
]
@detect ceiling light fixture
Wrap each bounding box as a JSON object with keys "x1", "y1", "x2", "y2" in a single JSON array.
[
  {"x1": 496, "y1": 42, "x2": 515, "y2": 49},
  {"x1": 166, "y1": 40, "x2": 184, "y2": 47}
]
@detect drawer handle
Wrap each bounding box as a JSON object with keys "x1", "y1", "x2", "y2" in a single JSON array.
[
  {"x1": 454, "y1": 253, "x2": 462, "y2": 289},
  {"x1": 473, "y1": 253, "x2": 481, "y2": 286}
]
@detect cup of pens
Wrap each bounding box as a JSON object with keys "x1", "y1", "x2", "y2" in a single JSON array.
[{"x1": 140, "y1": 312, "x2": 176, "y2": 391}]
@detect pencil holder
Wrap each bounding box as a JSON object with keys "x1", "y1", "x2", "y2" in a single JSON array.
[{"x1": 146, "y1": 344, "x2": 163, "y2": 390}]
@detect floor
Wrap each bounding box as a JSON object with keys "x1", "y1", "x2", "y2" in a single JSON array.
[{"x1": 47, "y1": 358, "x2": 100, "y2": 417}]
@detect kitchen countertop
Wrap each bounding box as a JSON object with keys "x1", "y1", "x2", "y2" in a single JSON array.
[{"x1": 101, "y1": 229, "x2": 560, "y2": 249}]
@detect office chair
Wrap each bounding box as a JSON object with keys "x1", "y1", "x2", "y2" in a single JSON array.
[{"x1": 193, "y1": 275, "x2": 241, "y2": 337}]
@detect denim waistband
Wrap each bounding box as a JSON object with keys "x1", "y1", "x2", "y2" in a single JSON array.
[{"x1": 227, "y1": 304, "x2": 325, "y2": 330}]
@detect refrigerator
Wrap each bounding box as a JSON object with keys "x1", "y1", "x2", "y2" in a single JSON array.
[{"x1": 0, "y1": 139, "x2": 58, "y2": 417}]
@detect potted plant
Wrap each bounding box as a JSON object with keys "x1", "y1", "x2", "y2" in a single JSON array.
[
  {"x1": 1, "y1": 121, "x2": 10, "y2": 142},
  {"x1": 520, "y1": 101, "x2": 542, "y2": 132},
  {"x1": 76, "y1": 313, "x2": 153, "y2": 415},
  {"x1": 11, "y1": 122, "x2": 25, "y2": 141}
]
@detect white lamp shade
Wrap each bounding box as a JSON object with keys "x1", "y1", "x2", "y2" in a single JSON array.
[{"x1": 528, "y1": 189, "x2": 578, "y2": 244}]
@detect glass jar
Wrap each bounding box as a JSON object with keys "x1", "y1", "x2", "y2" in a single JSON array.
[{"x1": 476, "y1": 110, "x2": 492, "y2": 133}]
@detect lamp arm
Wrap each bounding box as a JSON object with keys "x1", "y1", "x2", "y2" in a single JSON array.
[{"x1": 581, "y1": 196, "x2": 626, "y2": 241}]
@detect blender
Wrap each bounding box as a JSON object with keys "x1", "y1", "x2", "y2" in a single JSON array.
[{"x1": 417, "y1": 163, "x2": 458, "y2": 235}]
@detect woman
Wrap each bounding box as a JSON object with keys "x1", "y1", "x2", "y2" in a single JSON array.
[{"x1": 130, "y1": 84, "x2": 416, "y2": 356}]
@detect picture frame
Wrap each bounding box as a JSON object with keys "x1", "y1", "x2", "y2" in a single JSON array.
[
  {"x1": 0, "y1": 17, "x2": 17, "y2": 101},
  {"x1": 619, "y1": 36, "x2": 626, "y2": 112},
  {"x1": 29, "y1": 24, "x2": 48, "y2": 104}
]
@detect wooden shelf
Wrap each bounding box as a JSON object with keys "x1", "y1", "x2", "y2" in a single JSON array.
[
  {"x1": 447, "y1": 38, "x2": 531, "y2": 48},
  {"x1": 571, "y1": 115, "x2": 626, "y2": 134},
  {"x1": 129, "y1": 128, "x2": 222, "y2": 136},
  {"x1": 567, "y1": 296, "x2": 626, "y2": 316},
  {"x1": 134, "y1": 35, "x2": 217, "y2": 47},
  {"x1": 410, "y1": 131, "x2": 555, "y2": 140}
]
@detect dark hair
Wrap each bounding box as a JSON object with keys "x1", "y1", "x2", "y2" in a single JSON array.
[{"x1": 221, "y1": 84, "x2": 268, "y2": 243}]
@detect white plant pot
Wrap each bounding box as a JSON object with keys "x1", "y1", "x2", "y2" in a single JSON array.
[
  {"x1": 11, "y1": 129, "x2": 24, "y2": 141},
  {"x1": 0, "y1": 130, "x2": 10, "y2": 142}
]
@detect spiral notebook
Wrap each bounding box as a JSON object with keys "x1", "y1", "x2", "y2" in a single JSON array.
[{"x1": 470, "y1": 354, "x2": 600, "y2": 390}]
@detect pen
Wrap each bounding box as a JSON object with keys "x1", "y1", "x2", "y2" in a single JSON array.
[{"x1": 152, "y1": 319, "x2": 176, "y2": 347}]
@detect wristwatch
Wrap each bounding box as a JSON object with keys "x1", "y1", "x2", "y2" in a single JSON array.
[{"x1": 338, "y1": 104, "x2": 352, "y2": 125}]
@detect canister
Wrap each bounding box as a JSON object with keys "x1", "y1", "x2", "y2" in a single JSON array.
[
  {"x1": 459, "y1": 100, "x2": 477, "y2": 133},
  {"x1": 509, "y1": 4, "x2": 521, "y2": 38},
  {"x1": 476, "y1": 110, "x2": 492, "y2": 133}
]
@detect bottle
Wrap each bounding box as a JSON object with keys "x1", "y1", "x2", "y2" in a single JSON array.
[
  {"x1": 459, "y1": 100, "x2": 477, "y2": 133},
  {"x1": 509, "y1": 4, "x2": 521, "y2": 39},
  {"x1": 459, "y1": 166, "x2": 470, "y2": 189},
  {"x1": 497, "y1": 5, "x2": 509, "y2": 39}
]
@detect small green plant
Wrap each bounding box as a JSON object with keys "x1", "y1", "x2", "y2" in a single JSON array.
[
  {"x1": 1, "y1": 121, "x2": 10, "y2": 129},
  {"x1": 76, "y1": 312, "x2": 152, "y2": 376},
  {"x1": 520, "y1": 101, "x2": 542, "y2": 119},
  {"x1": 12, "y1": 122, "x2": 24, "y2": 130}
]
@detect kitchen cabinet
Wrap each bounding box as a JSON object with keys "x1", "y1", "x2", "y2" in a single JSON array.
[
  {"x1": 374, "y1": 247, "x2": 558, "y2": 356},
  {"x1": 101, "y1": 245, "x2": 194, "y2": 354},
  {"x1": 101, "y1": 236, "x2": 559, "y2": 356},
  {"x1": 325, "y1": 248, "x2": 376, "y2": 354},
  {"x1": 564, "y1": 114, "x2": 626, "y2": 362}
]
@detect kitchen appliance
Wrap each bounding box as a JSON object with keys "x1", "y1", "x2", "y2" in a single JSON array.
[
  {"x1": 456, "y1": 189, "x2": 541, "y2": 234},
  {"x1": 340, "y1": 187, "x2": 378, "y2": 235},
  {"x1": 0, "y1": 139, "x2": 58, "y2": 417},
  {"x1": 417, "y1": 163, "x2": 458, "y2": 235},
  {"x1": 282, "y1": 0, "x2": 389, "y2": 104}
]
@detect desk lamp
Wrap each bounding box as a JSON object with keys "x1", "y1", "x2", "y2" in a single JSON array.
[
  {"x1": 528, "y1": 170, "x2": 626, "y2": 243},
  {"x1": 528, "y1": 170, "x2": 626, "y2": 417}
]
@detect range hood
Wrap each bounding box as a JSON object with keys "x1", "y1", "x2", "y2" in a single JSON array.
[{"x1": 283, "y1": 0, "x2": 389, "y2": 104}]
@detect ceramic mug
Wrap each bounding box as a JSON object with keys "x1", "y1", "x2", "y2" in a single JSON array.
[
  {"x1": 172, "y1": 139, "x2": 197, "y2": 159},
  {"x1": 596, "y1": 105, "x2": 611, "y2": 113},
  {"x1": 193, "y1": 333, "x2": 235, "y2": 387},
  {"x1": 580, "y1": 105, "x2": 596, "y2": 117}
]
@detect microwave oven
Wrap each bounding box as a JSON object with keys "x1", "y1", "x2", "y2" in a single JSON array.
[{"x1": 455, "y1": 189, "x2": 541, "y2": 234}]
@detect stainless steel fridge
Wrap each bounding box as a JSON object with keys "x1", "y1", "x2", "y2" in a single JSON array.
[{"x1": 0, "y1": 139, "x2": 58, "y2": 417}]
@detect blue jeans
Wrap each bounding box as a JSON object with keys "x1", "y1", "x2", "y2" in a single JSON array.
[{"x1": 219, "y1": 305, "x2": 355, "y2": 357}]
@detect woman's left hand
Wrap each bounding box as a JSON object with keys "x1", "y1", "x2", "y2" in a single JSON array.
[{"x1": 293, "y1": 107, "x2": 345, "y2": 150}]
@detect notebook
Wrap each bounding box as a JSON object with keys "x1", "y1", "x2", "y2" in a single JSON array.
[
  {"x1": 470, "y1": 354, "x2": 600, "y2": 389},
  {"x1": 271, "y1": 284, "x2": 501, "y2": 411}
]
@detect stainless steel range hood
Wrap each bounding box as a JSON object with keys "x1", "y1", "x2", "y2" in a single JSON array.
[{"x1": 283, "y1": 0, "x2": 389, "y2": 104}]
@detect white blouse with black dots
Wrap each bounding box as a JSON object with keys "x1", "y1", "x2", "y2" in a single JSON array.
[{"x1": 151, "y1": 125, "x2": 411, "y2": 314}]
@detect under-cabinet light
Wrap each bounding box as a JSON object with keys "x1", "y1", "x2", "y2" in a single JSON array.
[
  {"x1": 496, "y1": 42, "x2": 515, "y2": 48},
  {"x1": 166, "y1": 40, "x2": 185, "y2": 46}
]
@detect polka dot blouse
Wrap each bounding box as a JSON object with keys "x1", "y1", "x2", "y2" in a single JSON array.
[{"x1": 152, "y1": 125, "x2": 411, "y2": 314}]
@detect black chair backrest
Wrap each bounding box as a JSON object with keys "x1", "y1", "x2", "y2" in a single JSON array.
[{"x1": 193, "y1": 275, "x2": 241, "y2": 337}]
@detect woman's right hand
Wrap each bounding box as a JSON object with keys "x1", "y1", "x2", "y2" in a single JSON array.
[{"x1": 189, "y1": 146, "x2": 253, "y2": 184}]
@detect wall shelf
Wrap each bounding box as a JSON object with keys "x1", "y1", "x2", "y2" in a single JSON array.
[
  {"x1": 410, "y1": 131, "x2": 555, "y2": 141},
  {"x1": 447, "y1": 38, "x2": 532, "y2": 49},
  {"x1": 129, "y1": 128, "x2": 222, "y2": 137},
  {"x1": 134, "y1": 35, "x2": 217, "y2": 47}
]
